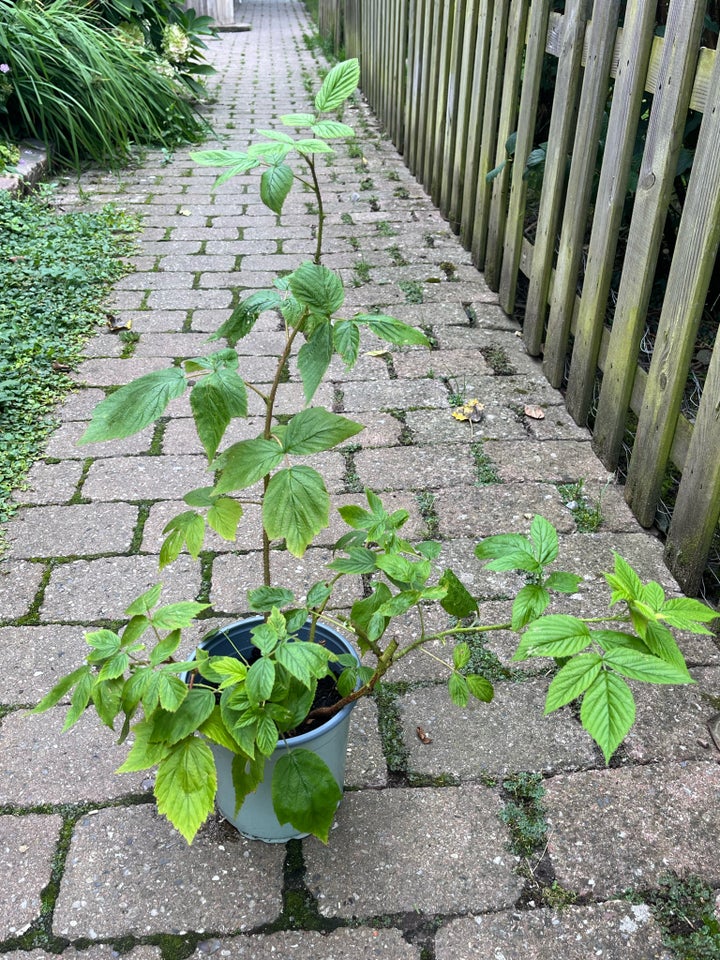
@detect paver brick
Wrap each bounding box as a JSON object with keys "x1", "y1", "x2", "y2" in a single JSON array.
[
  {"x1": 0, "y1": 561, "x2": 45, "y2": 622},
  {"x1": 0, "y1": 625, "x2": 91, "y2": 703},
  {"x1": 0, "y1": 815, "x2": 62, "y2": 940},
  {"x1": 355, "y1": 445, "x2": 476, "y2": 490},
  {"x1": 53, "y1": 805, "x2": 285, "y2": 937},
  {"x1": 82, "y1": 455, "x2": 210, "y2": 502},
  {"x1": 184, "y1": 930, "x2": 419, "y2": 959},
  {"x1": 6, "y1": 503, "x2": 138, "y2": 559}
]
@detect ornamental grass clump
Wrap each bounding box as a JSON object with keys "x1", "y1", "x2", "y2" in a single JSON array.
[{"x1": 34, "y1": 61, "x2": 718, "y2": 844}]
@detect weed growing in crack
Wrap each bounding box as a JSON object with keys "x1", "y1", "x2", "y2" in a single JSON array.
[
  {"x1": 480, "y1": 345, "x2": 516, "y2": 375},
  {"x1": 471, "y1": 442, "x2": 502, "y2": 484},
  {"x1": 376, "y1": 220, "x2": 396, "y2": 237},
  {"x1": 557, "y1": 480, "x2": 606, "y2": 533},
  {"x1": 500, "y1": 772, "x2": 547, "y2": 858},
  {"x1": 399, "y1": 280, "x2": 424, "y2": 304}
]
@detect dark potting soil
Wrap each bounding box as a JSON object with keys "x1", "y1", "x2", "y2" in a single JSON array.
[{"x1": 288, "y1": 673, "x2": 343, "y2": 737}]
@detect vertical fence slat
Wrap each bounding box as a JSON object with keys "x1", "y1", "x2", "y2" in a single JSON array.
[
  {"x1": 422, "y1": 0, "x2": 445, "y2": 193},
  {"x1": 440, "y1": 0, "x2": 466, "y2": 218},
  {"x1": 404, "y1": 0, "x2": 423, "y2": 174},
  {"x1": 483, "y1": 0, "x2": 530, "y2": 290},
  {"x1": 593, "y1": 0, "x2": 706, "y2": 470},
  {"x1": 564, "y1": 0, "x2": 657, "y2": 425},
  {"x1": 543, "y1": 1, "x2": 622, "y2": 388},
  {"x1": 432, "y1": 0, "x2": 455, "y2": 207},
  {"x1": 416, "y1": 0, "x2": 434, "y2": 184},
  {"x1": 469, "y1": 0, "x2": 510, "y2": 266},
  {"x1": 522, "y1": 0, "x2": 590, "y2": 356},
  {"x1": 624, "y1": 43, "x2": 720, "y2": 529},
  {"x1": 448, "y1": 0, "x2": 480, "y2": 231},
  {"x1": 460, "y1": 0, "x2": 494, "y2": 250},
  {"x1": 497, "y1": 0, "x2": 553, "y2": 313}
]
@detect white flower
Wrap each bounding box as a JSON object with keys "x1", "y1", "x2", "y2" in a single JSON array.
[{"x1": 162, "y1": 24, "x2": 191, "y2": 64}]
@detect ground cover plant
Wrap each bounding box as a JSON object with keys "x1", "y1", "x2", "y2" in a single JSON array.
[
  {"x1": 0, "y1": 188, "x2": 137, "y2": 532},
  {"x1": 0, "y1": 0, "x2": 208, "y2": 168}
]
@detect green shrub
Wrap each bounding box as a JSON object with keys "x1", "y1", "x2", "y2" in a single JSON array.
[{"x1": 0, "y1": 0, "x2": 208, "y2": 168}]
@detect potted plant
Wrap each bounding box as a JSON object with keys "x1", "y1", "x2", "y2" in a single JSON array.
[{"x1": 33, "y1": 60, "x2": 717, "y2": 845}]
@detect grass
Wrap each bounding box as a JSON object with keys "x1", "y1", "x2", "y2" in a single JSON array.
[
  {"x1": 641, "y1": 873, "x2": 720, "y2": 959},
  {"x1": 376, "y1": 220, "x2": 396, "y2": 237},
  {"x1": 557, "y1": 480, "x2": 605, "y2": 532},
  {"x1": 480, "y1": 345, "x2": 516, "y2": 375},
  {"x1": 0, "y1": 189, "x2": 138, "y2": 536},
  {"x1": 500, "y1": 772, "x2": 547, "y2": 858},
  {"x1": 399, "y1": 280, "x2": 424, "y2": 304},
  {"x1": 471, "y1": 442, "x2": 502, "y2": 484}
]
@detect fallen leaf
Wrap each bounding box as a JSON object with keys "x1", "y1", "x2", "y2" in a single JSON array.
[
  {"x1": 178, "y1": 208, "x2": 192, "y2": 217},
  {"x1": 365, "y1": 349, "x2": 392, "y2": 359},
  {"x1": 452, "y1": 399, "x2": 484, "y2": 423},
  {"x1": 416, "y1": 725, "x2": 433, "y2": 744},
  {"x1": 106, "y1": 314, "x2": 132, "y2": 332},
  {"x1": 524, "y1": 405, "x2": 545, "y2": 420}
]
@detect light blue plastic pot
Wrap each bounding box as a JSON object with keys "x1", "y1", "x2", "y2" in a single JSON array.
[{"x1": 195, "y1": 617, "x2": 360, "y2": 843}]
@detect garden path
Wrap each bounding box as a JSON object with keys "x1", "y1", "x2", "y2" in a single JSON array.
[{"x1": 0, "y1": 2, "x2": 719, "y2": 957}]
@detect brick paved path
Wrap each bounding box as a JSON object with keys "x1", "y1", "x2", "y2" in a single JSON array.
[{"x1": 1, "y1": 2, "x2": 718, "y2": 957}]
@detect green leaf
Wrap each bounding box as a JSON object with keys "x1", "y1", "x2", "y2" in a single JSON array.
[
  {"x1": 659, "y1": 596, "x2": 718, "y2": 633},
  {"x1": 280, "y1": 112, "x2": 316, "y2": 126},
  {"x1": 264, "y1": 466, "x2": 330, "y2": 557},
  {"x1": 453, "y1": 642, "x2": 471, "y2": 670},
  {"x1": 213, "y1": 438, "x2": 284, "y2": 494},
  {"x1": 92, "y1": 676, "x2": 124, "y2": 728},
  {"x1": 190, "y1": 368, "x2": 248, "y2": 460},
  {"x1": 283, "y1": 408, "x2": 364, "y2": 455},
  {"x1": 311, "y1": 120, "x2": 355, "y2": 139},
  {"x1": 256, "y1": 129, "x2": 296, "y2": 144},
  {"x1": 126, "y1": 584, "x2": 163, "y2": 617},
  {"x1": 246, "y1": 658, "x2": 276, "y2": 703},
  {"x1": 475, "y1": 533, "x2": 531, "y2": 561},
  {"x1": 97, "y1": 652, "x2": 130, "y2": 681},
  {"x1": 439, "y1": 569, "x2": 478, "y2": 619},
  {"x1": 448, "y1": 672, "x2": 469, "y2": 707},
  {"x1": 640, "y1": 580, "x2": 666, "y2": 611},
  {"x1": 155, "y1": 737, "x2": 217, "y2": 843},
  {"x1": 191, "y1": 149, "x2": 249, "y2": 167},
  {"x1": 207, "y1": 498, "x2": 243, "y2": 541},
  {"x1": 314, "y1": 58, "x2": 360, "y2": 112},
  {"x1": 120, "y1": 615, "x2": 150, "y2": 647},
  {"x1": 232, "y1": 753, "x2": 266, "y2": 813},
  {"x1": 272, "y1": 749, "x2": 343, "y2": 842},
  {"x1": 247, "y1": 586, "x2": 296, "y2": 611},
  {"x1": 157, "y1": 673, "x2": 189, "y2": 712},
  {"x1": 275, "y1": 642, "x2": 334, "y2": 686},
  {"x1": 580, "y1": 671, "x2": 635, "y2": 764},
  {"x1": 256, "y1": 711, "x2": 280, "y2": 756},
  {"x1": 184, "y1": 487, "x2": 217, "y2": 507},
  {"x1": 467, "y1": 674, "x2": 494, "y2": 702},
  {"x1": 327, "y1": 547, "x2": 378, "y2": 574},
  {"x1": 530, "y1": 515, "x2": 559, "y2": 565},
  {"x1": 544, "y1": 571, "x2": 583, "y2": 594},
  {"x1": 332, "y1": 320, "x2": 360, "y2": 367},
  {"x1": 511, "y1": 584, "x2": 550, "y2": 630},
  {"x1": 307, "y1": 581, "x2": 332, "y2": 607},
  {"x1": 161, "y1": 511, "x2": 205, "y2": 566},
  {"x1": 31, "y1": 665, "x2": 91, "y2": 714},
  {"x1": 298, "y1": 322, "x2": 334, "y2": 403},
  {"x1": 200, "y1": 706, "x2": 241, "y2": 751},
  {"x1": 213, "y1": 290, "x2": 282, "y2": 346},
  {"x1": 208, "y1": 656, "x2": 249, "y2": 686},
  {"x1": 355, "y1": 313, "x2": 430, "y2": 346},
  {"x1": 640, "y1": 619, "x2": 688, "y2": 672},
  {"x1": 148, "y1": 689, "x2": 215, "y2": 745},
  {"x1": 116, "y1": 719, "x2": 170, "y2": 772},
  {"x1": 86, "y1": 629, "x2": 122, "y2": 662},
  {"x1": 514, "y1": 615, "x2": 592, "y2": 660},
  {"x1": 289, "y1": 261, "x2": 344, "y2": 314},
  {"x1": 260, "y1": 162, "x2": 294, "y2": 214},
  {"x1": 481, "y1": 547, "x2": 541, "y2": 574},
  {"x1": 80, "y1": 368, "x2": 187, "y2": 444},
  {"x1": 545, "y1": 653, "x2": 603, "y2": 712},
  {"x1": 604, "y1": 554, "x2": 644, "y2": 605},
  {"x1": 63, "y1": 671, "x2": 94, "y2": 730},
  {"x1": 152, "y1": 602, "x2": 210, "y2": 630},
  {"x1": 149, "y1": 629, "x2": 182, "y2": 666},
  {"x1": 293, "y1": 139, "x2": 335, "y2": 155},
  {"x1": 602, "y1": 648, "x2": 692, "y2": 684}
]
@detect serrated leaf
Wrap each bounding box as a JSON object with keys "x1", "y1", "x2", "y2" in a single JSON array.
[
  {"x1": 80, "y1": 368, "x2": 187, "y2": 444},
  {"x1": 307, "y1": 581, "x2": 332, "y2": 607},
  {"x1": 467, "y1": 674, "x2": 494, "y2": 702},
  {"x1": 448, "y1": 672, "x2": 469, "y2": 707},
  {"x1": 659, "y1": 596, "x2": 718, "y2": 633},
  {"x1": 213, "y1": 438, "x2": 284, "y2": 494},
  {"x1": 530, "y1": 515, "x2": 559, "y2": 565},
  {"x1": 200, "y1": 706, "x2": 241, "y2": 751},
  {"x1": 276, "y1": 642, "x2": 334, "y2": 686},
  {"x1": 260, "y1": 162, "x2": 294, "y2": 214},
  {"x1": 293, "y1": 139, "x2": 335, "y2": 154},
  {"x1": 190, "y1": 149, "x2": 249, "y2": 167},
  {"x1": 453, "y1": 642, "x2": 471, "y2": 670},
  {"x1": 355, "y1": 313, "x2": 430, "y2": 346},
  {"x1": 160, "y1": 528, "x2": 186, "y2": 570},
  {"x1": 149, "y1": 628, "x2": 182, "y2": 666},
  {"x1": 640, "y1": 580, "x2": 666, "y2": 611},
  {"x1": 280, "y1": 112, "x2": 316, "y2": 126},
  {"x1": 184, "y1": 486, "x2": 217, "y2": 507},
  {"x1": 97, "y1": 652, "x2": 130, "y2": 681},
  {"x1": 212, "y1": 290, "x2": 282, "y2": 346},
  {"x1": 311, "y1": 120, "x2": 355, "y2": 138},
  {"x1": 157, "y1": 673, "x2": 189, "y2": 712},
  {"x1": 86, "y1": 629, "x2": 122, "y2": 662},
  {"x1": 247, "y1": 586, "x2": 296, "y2": 611},
  {"x1": 333, "y1": 319, "x2": 360, "y2": 367},
  {"x1": 120, "y1": 615, "x2": 150, "y2": 647},
  {"x1": 256, "y1": 129, "x2": 296, "y2": 144},
  {"x1": 148, "y1": 688, "x2": 216, "y2": 745},
  {"x1": 314, "y1": 58, "x2": 360, "y2": 112},
  {"x1": 255, "y1": 711, "x2": 279, "y2": 756},
  {"x1": 126, "y1": 584, "x2": 163, "y2": 617},
  {"x1": 475, "y1": 533, "x2": 531, "y2": 561},
  {"x1": 482, "y1": 547, "x2": 542, "y2": 574},
  {"x1": 207, "y1": 498, "x2": 243, "y2": 541},
  {"x1": 544, "y1": 571, "x2": 583, "y2": 594},
  {"x1": 155, "y1": 737, "x2": 217, "y2": 843},
  {"x1": 604, "y1": 554, "x2": 644, "y2": 604},
  {"x1": 231, "y1": 753, "x2": 266, "y2": 813},
  {"x1": 511, "y1": 584, "x2": 550, "y2": 630},
  {"x1": 327, "y1": 547, "x2": 378, "y2": 574},
  {"x1": 514, "y1": 615, "x2": 592, "y2": 660},
  {"x1": 272, "y1": 748, "x2": 343, "y2": 842},
  {"x1": 63, "y1": 671, "x2": 94, "y2": 730},
  {"x1": 92, "y1": 676, "x2": 124, "y2": 728},
  {"x1": 545, "y1": 654, "x2": 603, "y2": 712},
  {"x1": 289, "y1": 261, "x2": 344, "y2": 314},
  {"x1": 264, "y1": 466, "x2": 329, "y2": 557},
  {"x1": 190, "y1": 368, "x2": 248, "y2": 460},
  {"x1": 580, "y1": 671, "x2": 635, "y2": 763},
  {"x1": 161, "y1": 511, "x2": 205, "y2": 565},
  {"x1": 152, "y1": 602, "x2": 210, "y2": 630},
  {"x1": 283, "y1": 408, "x2": 364, "y2": 455},
  {"x1": 31, "y1": 665, "x2": 91, "y2": 715},
  {"x1": 246, "y1": 658, "x2": 276, "y2": 703},
  {"x1": 603, "y1": 648, "x2": 692, "y2": 684},
  {"x1": 117, "y1": 719, "x2": 170, "y2": 772},
  {"x1": 439, "y1": 568, "x2": 478, "y2": 619},
  {"x1": 641, "y1": 619, "x2": 688, "y2": 672}
]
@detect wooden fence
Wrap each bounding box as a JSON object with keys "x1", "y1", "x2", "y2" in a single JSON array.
[{"x1": 316, "y1": 0, "x2": 720, "y2": 597}]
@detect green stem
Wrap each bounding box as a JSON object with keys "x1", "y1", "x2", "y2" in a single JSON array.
[{"x1": 306, "y1": 156, "x2": 324, "y2": 264}]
